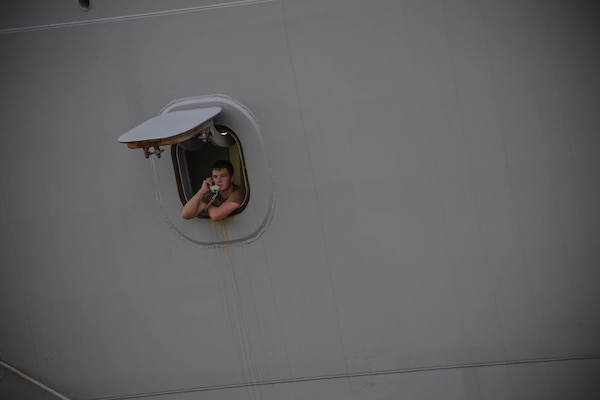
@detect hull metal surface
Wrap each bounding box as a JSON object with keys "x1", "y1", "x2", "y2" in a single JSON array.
[{"x1": 1, "y1": 1, "x2": 599, "y2": 399}]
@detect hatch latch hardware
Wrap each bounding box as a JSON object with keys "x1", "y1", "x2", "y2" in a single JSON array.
[{"x1": 143, "y1": 145, "x2": 164, "y2": 158}]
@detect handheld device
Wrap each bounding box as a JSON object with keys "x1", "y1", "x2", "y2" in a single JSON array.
[{"x1": 210, "y1": 184, "x2": 220, "y2": 194}]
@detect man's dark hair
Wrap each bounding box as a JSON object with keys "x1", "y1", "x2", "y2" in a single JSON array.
[{"x1": 211, "y1": 159, "x2": 234, "y2": 175}]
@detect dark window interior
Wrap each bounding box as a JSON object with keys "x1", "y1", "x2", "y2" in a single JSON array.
[{"x1": 171, "y1": 125, "x2": 249, "y2": 217}]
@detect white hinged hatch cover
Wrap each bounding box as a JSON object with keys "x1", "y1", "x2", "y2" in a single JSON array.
[{"x1": 118, "y1": 107, "x2": 221, "y2": 158}]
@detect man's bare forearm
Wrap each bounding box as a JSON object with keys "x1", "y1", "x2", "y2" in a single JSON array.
[{"x1": 181, "y1": 187, "x2": 209, "y2": 219}]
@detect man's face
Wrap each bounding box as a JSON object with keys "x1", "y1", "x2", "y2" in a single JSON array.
[{"x1": 211, "y1": 168, "x2": 233, "y2": 191}]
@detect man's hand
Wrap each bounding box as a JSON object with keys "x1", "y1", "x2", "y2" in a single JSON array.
[
  {"x1": 181, "y1": 177, "x2": 215, "y2": 219},
  {"x1": 201, "y1": 177, "x2": 213, "y2": 192}
]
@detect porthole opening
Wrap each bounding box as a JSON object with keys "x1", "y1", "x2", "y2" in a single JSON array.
[
  {"x1": 78, "y1": 0, "x2": 91, "y2": 11},
  {"x1": 172, "y1": 125, "x2": 249, "y2": 218}
]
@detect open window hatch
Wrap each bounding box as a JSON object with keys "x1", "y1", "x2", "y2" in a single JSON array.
[{"x1": 118, "y1": 106, "x2": 249, "y2": 216}]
